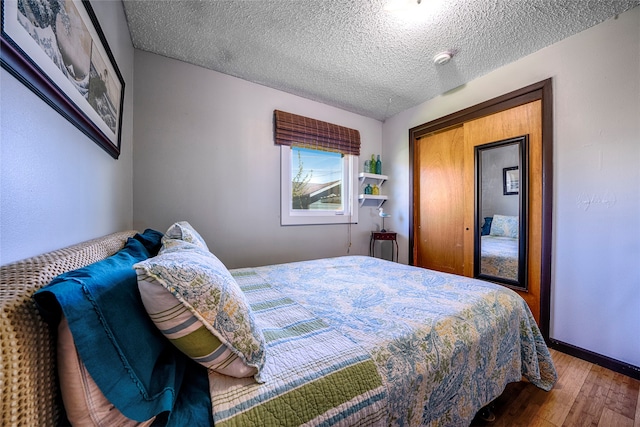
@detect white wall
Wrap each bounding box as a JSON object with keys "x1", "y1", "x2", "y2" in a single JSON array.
[
  {"x1": 0, "y1": 1, "x2": 135, "y2": 265},
  {"x1": 133, "y1": 51, "x2": 383, "y2": 269},
  {"x1": 481, "y1": 145, "x2": 519, "y2": 219},
  {"x1": 383, "y1": 7, "x2": 640, "y2": 367}
]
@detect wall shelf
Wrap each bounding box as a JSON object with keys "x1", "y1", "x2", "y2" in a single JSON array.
[
  {"x1": 358, "y1": 172, "x2": 388, "y2": 187},
  {"x1": 358, "y1": 194, "x2": 388, "y2": 208},
  {"x1": 358, "y1": 172, "x2": 388, "y2": 208}
]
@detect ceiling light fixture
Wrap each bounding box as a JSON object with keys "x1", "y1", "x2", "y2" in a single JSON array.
[{"x1": 433, "y1": 51, "x2": 453, "y2": 65}]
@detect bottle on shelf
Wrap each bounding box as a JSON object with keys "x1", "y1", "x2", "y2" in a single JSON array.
[
  {"x1": 372, "y1": 184, "x2": 379, "y2": 195},
  {"x1": 376, "y1": 155, "x2": 382, "y2": 175},
  {"x1": 370, "y1": 154, "x2": 376, "y2": 173},
  {"x1": 364, "y1": 184, "x2": 372, "y2": 195}
]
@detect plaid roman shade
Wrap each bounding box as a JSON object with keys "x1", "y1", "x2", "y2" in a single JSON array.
[{"x1": 274, "y1": 110, "x2": 361, "y2": 156}]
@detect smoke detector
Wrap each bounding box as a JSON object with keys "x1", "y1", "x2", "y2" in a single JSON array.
[{"x1": 433, "y1": 51, "x2": 453, "y2": 65}]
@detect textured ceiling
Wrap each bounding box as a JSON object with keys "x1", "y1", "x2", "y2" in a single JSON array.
[{"x1": 122, "y1": 0, "x2": 639, "y2": 121}]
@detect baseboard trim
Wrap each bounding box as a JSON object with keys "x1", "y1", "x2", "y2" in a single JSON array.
[{"x1": 549, "y1": 339, "x2": 640, "y2": 380}]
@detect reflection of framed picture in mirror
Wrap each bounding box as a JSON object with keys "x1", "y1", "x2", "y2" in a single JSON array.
[
  {"x1": 1, "y1": 0, "x2": 124, "y2": 159},
  {"x1": 503, "y1": 167, "x2": 519, "y2": 195}
]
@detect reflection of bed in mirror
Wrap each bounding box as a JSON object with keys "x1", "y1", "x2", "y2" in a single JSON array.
[
  {"x1": 479, "y1": 214, "x2": 520, "y2": 282},
  {"x1": 480, "y1": 235, "x2": 518, "y2": 281}
]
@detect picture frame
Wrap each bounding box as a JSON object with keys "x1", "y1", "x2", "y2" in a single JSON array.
[
  {"x1": 503, "y1": 166, "x2": 519, "y2": 195},
  {"x1": 1, "y1": 0, "x2": 124, "y2": 159}
]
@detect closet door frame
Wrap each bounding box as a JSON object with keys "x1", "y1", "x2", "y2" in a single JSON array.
[{"x1": 408, "y1": 78, "x2": 553, "y2": 340}]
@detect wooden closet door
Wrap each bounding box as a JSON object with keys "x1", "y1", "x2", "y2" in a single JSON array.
[
  {"x1": 413, "y1": 125, "x2": 466, "y2": 275},
  {"x1": 410, "y1": 80, "x2": 552, "y2": 334},
  {"x1": 463, "y1": 100, "x2": 543, "y2": 322}
]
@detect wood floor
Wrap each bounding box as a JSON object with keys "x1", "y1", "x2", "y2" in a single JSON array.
[{"x1": 470, "y1": 349, "x2": 640, "y2": 427}]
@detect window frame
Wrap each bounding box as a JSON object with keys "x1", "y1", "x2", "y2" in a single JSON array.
[{"x1": 280, "y1": 146, "x2": 358, "y2": 226}]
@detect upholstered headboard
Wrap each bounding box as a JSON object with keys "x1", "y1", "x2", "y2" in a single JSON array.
[{"x1": 0, "y1": 231, "x2": 137, "y2": 427}]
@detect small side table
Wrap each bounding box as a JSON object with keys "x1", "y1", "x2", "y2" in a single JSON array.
[{"x1": 369, "y1": 231, "x2": 398, "y2": 262}]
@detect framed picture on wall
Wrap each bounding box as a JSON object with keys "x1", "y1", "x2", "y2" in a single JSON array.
[
  {"x1": 503, "y1": 166, "x2": 519, "y2": 195},
  {"x1": 0, "y1": 0, "x2": 124, "y2": 159}
]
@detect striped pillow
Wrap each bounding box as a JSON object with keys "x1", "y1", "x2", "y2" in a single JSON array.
[
  {"x1": 57, "y1": 316, "x2": 156, "y2": 427},
  {"x1": 134, "y1": 240, "x2": 265, "y2": 380}
]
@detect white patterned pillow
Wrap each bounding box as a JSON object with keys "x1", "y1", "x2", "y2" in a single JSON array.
[
  {"x1": 163, "y1": 221, "x2": 209, "y2": 250},
  {"x1": 489, "y1": 214, "x2": 519, "y2": 238},
  {"x1": 134, "y1": 240, "x2": 265, "y2": 380}
]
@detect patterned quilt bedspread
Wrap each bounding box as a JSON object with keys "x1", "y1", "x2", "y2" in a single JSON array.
[
  {"x1": 480, "y1": 236, "x2": 519, "y2": 280},
  {"x1": 216, "y1": 256, "x2": 556, "y2": 427},
  {"x1": 210, "y1": 268, "x2": 388, "y2": 426}
]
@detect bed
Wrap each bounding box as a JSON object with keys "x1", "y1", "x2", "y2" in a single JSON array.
[
  {"x1": 479, "y1": 214, "x2": 520, "y2": 281},
  {"x1": 479, "y1": 235, "x2": 519, "y2": 280},
  {"x1": 0, "y1": 223, "x2": 557, "y2": 427}
]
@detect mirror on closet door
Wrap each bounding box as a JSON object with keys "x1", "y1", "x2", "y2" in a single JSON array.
[{"x1": 474, "y1": 135, "x2": 528, "y2": 290}]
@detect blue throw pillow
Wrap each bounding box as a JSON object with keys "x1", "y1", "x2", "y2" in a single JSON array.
[
  {"x1": 135, "y1": 228, "x2": 164, "y2": 254},
  {"x1": 481, "y1": 217, "x2": 493, "y2": 236},
  {"x1": 33, "y1": 229, "x2": 211, "y2": 425}
]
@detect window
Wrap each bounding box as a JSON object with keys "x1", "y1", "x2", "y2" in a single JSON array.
[
  {"x1": 280, "y1": 146, "x2": 358, "y2": 225},
  {"x1": 274, "y1": 110, "x2": 361, "y2": 226}
]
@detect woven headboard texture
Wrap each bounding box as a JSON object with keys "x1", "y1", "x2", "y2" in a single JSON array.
[{"x1": 0, "y1": 231, "x2": 137, "y2": 427}]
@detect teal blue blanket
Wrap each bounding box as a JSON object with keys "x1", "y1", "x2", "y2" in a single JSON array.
[{"x1": 34, "y1": 230, "x2": 211, "y2": 425}]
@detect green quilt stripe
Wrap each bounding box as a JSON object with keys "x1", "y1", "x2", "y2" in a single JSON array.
[
  {"x1": 250, "y1": 297, "x2": 296, "y2": 312},
  {"x1": 238, "y1": 282, "x2": 272, "y2": 292},
  {"x1": 261, "y1": 318, "x2": 328, "y2": 343},
  {"x1": 231, "y1": 271, "x2": 257, "y2": 278},
  {"x1": 217, "y1": 359, "x2": 383, "y2": 427}
]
